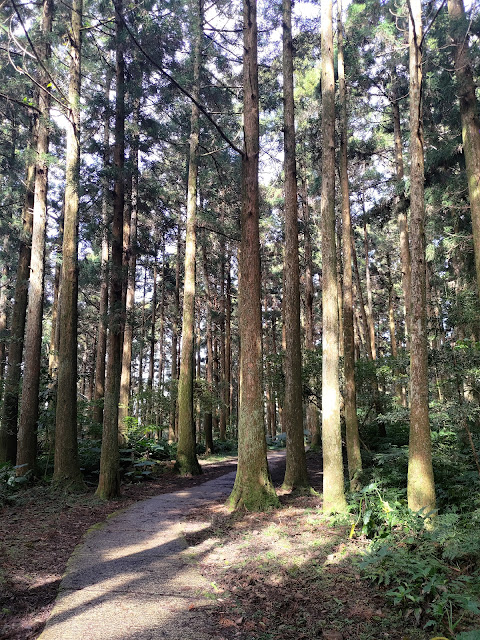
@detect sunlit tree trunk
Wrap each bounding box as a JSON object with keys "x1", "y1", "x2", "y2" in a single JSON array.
[
  {"x1": 228, "y1": 0, "x2": 278, "y2": 510},
  {"x1": 406, "y1": 0, "x2": 436, "y2": 513},
  {"x1": 16, "y1": 0, "x2": 53, "y2": 475},
  {"x1": 338, "y1": 0, "x2": 361, "y2": 491},
  {"x1": 53, "y1": 0, "x2": 85, "y2": 489},
  {"x1": 320, "y1": 0, "x2": 347, "y2": 513}
]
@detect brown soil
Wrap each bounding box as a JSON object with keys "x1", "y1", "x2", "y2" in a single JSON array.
[
  {"x1": 0, "y1": 457, "x2": 238, "y2": 640},
  {"x1": 0, "y1": 452, "x2": 428, "y2": 640},
  {"x1": 182, "y1": 454, "x2": 427, "y2": 640}
]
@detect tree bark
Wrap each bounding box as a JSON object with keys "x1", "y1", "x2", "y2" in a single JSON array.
[
  {"x1": 16, "y1": 0, "x2": 53, "y2": 475},
  {"x1": 168, "y1": 225, "x2": 181, "y2": 443},
  {"x1": 406, "y1": 0, "x2": 436, "y2": 513},
  {"x1": 202, "y1": 242, "x2": 214, "y2": 454},
  {"x1": 0, "y1": 118, "x2": 35, "y2": 464},
  {"x1": 338, "y1": 0, "x2": 362, "y2": 491},
  {"x1": 176, "y1": 0, "x2": 202, "y2": 475},
  {"x1": 302, "y1": 179, "x2": 320, "y2": 449},
  {"x1": 448, "y1": 0, "x2": 480, "y2": 299},
  {"x1": 96, "y1": 0, "x2": 125, "y2": 499},
  {"x1": 228, "y1": 0, "x2": 278, "y2": 510},
  {"x1": 93, "y1": 67, "x2": 113, "y2": 428},
  {"x1": 391, "y1": 84, "x2": 412, "y2": 341},
  {"x1": 282, "y1": 0, "x2": 309, "y2": 492},
  {"x1": 53, "y1": 0, "x2": 85, "y2": 489},
  {"x1": 320, "y1": 0, "x2": 347, "y2": 513},
  {"x1": 118, "y1": 80, "x2": 140, "y2": 445}
]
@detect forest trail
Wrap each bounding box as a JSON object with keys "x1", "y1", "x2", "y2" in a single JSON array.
[{"x1": 37, "y1": 451, "x2": 287, "y2": 640}]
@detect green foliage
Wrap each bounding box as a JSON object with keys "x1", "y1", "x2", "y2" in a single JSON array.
[
  {"x1": 0, "y1": 463, "x2": 32, "y2": 506},
  {"x1": 355, "y1": 485, "x2": 480, "y2": 634}
]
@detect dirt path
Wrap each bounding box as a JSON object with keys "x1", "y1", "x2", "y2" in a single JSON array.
[{"x1": 36, "y1": 452, "x2": 287, "y2": 640}]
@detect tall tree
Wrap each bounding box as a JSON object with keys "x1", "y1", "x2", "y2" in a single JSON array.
[
  {"x1": 16, "y1": 0, "x2": 53, "y2": 475},
  {"x1": 93, "y1": 67, "x2": 113, "y2": 428},
  {"x1": 53, "y1": 0, "x2": 85, "y2": 489},
  {"x1": 118, "y1": 76, "x2": 141, "y2": 445},
  {"x1": 448, "y1": 0, "x2": 480, "y2": 300},
  {"x1": 96, "y1": 0, "x2": 125, "y2": 499},
  {"x1": 338, "y1": 0, "x2": 362, "y2": 491},
  {"x1": 282, "y1": 0, "x2": 309, "y2": 492},
  {"x1": 0, "y1": 117, "x2": 35, "y2": 464},
  {"x1": 176, "y1": 0, "x2": 202, "y2": 476},
  {"x1": 228, "y1": 0, "x2": 278, "y2": 510},
  {"x1": 406, "y1": 0, "x2": 436, "y2": 513},
  {"x1": 320, "y1": 0, "x2": 347, "y2": 513}
]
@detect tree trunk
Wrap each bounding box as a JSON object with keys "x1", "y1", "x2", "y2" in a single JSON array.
[
  {"x1": 96, "y1": 0, "x2": 125, "y2": 499},
  {"x1": 392, "y1": 84, "x2": 412, "y2": 341},
  {"x1": 282, "y1": 0, "x2": 309, "y2": 492},
  {"x1": 302, "y1": 179, "x2": 320, "y2": 449},
  {"x1": 176, "y1": 0, "x2": 202, "y2": 475},
  {"x1": 16, "y1": 0, "x2": 53, "y2": 475},
  {"x1": 202, "y1": 242, "x2": 214, "y2": 454},
  {"x1": 53, "y1": 0, "x2": 85, "y2": 490},
  {"x1": 0, "y1": 118, "x2": 35, "y2": 464},
  {"x1": 93, "y1": 67, "x2": 113, "y2": 428},
  {"x1": 147, "y1": 256, "x2": 157, "y2": 424},
  {"x1": 228, "y1": 0, "x2": 278, "y2": 511},
  {"x1": 338, "y1": 0, "x2": 362, "y2": 491},
  {"x1": 448, "y1": 0, "x2": 480, "y2": 299},
  {"x1": 219, "y1": 248, "x2": 227, "y2": 441},
  {"x1": 320, "y1": 0, "x2": 347, "y2": 513},
  {"x1": 168, "y1": 225, "x2": 181, "y2": 443},
  {"x1": 363, "y1": 219, "x2": 376, "y2": 360},
  {"x1": 406, "y1": 0, "x2": 436, "y2": 513},
  {"x1": 48, "y1": 212, "x2": 62, "y2": 381},
  {"x1": 118, "y1": 81, "x2": 140, "y2": 446}
]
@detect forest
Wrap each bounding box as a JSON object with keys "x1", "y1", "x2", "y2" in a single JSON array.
[{"x1": 0, "y1": 0, "x2": 480, "y2": 636}]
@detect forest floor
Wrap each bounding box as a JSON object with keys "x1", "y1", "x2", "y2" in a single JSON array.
[{"x1": 0, "y1": 452, "x2": 448, "y2": 640}]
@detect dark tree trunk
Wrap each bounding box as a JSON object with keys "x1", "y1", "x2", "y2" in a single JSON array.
[
  {"x1": 228, "y1": 0, "x2": 278, "y2": 511},
  {"x1": 282, "y1": 0, "x2": 309, "y2": 492},
  {"x1": 96, "y1": 0, "x2": 125, "y2": 499},
  {"x1": 16, "y1": 0, "x2": 53, "y2": 475},
  {"x1": 53, "y1": 0, "x2": 85, "y2": 490}
]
